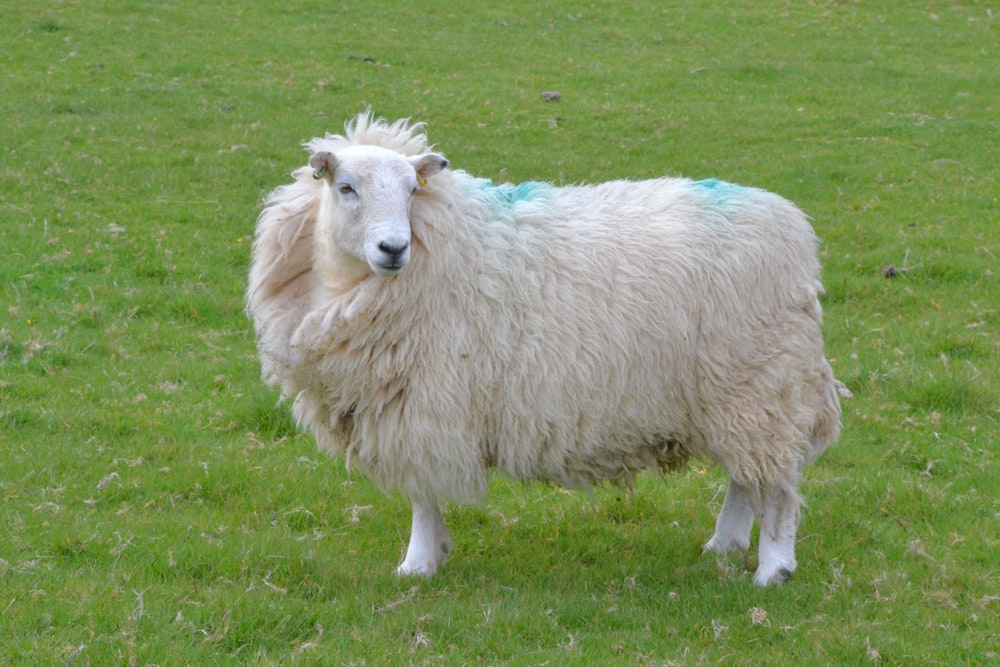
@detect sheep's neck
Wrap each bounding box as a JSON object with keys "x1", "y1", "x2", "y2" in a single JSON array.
[{"x1": 315, "y1": 251, "x2": 370, "y2": 294}]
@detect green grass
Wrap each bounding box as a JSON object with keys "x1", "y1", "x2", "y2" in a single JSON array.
[{"x1": 2, "y1": 1, "x2": 997, "y2": 664}]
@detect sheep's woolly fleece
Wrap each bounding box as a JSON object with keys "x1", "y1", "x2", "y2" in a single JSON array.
[{"x1": 246, "y1": 113, "x2": 841, "y2": 510}]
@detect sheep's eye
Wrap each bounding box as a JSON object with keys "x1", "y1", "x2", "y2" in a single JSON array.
[{"x1": 338, "y1": 184, "x2": 354, "y2": 195}]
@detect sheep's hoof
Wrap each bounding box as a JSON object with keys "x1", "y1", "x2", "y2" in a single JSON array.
[
  {"x1": 396, "y1": 559, "x2": 438, "y2": 577},
  {"x1": 753, "y1": 566, "x2": 793, "y2": 587},
  {"x1": 703, "y1": 535, "x2": 750, "y2": 554}
]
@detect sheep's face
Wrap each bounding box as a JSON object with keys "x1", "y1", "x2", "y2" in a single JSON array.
[{"x1": 310, "y1": 145, "x2": 447, "y2": 278}]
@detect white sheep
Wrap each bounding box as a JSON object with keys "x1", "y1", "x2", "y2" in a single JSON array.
[{"x1": 246, "y1": 112, "x2": 842, "y2": 586}]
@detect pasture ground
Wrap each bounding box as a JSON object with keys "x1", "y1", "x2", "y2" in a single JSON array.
[{"x1": 1, "y1": 1, "x2": 997, "y2": 664}]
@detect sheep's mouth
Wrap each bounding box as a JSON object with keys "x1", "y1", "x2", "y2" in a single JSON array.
[{"x1": 371, "y1": 261, "x2": 406, "y2": 277}]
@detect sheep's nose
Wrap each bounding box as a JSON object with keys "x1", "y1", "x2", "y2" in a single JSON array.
[{"x1": 378, "y1": 240, "x2": 409, "y2": 262}]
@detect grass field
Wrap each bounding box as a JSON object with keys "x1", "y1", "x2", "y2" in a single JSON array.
[{"x1": 2, "y1": 1, "x2": 997, "y2": 664}]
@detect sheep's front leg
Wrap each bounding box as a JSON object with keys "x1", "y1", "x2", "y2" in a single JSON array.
[
  {"x1": 704, "y1": 478, "x2": 755, "y2": 554},
  {"x1": 396, "y1": 501, "x2": 452, "y2": 577},
  {"x1": 753, "y1": 483, "x2": 800, "y2": 586}
]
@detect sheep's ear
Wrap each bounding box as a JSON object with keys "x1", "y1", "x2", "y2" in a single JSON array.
[
  {"x1": 410, "y1": 152, "x2": 448, "y2": 187},
  {"x1": 309, "y1": 151, "x2": 337, "y2": 181}
]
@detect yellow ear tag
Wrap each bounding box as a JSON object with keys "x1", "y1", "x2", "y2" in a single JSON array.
[{"x1": 417, "y1": 174, "x2": 428, "y2": 188}]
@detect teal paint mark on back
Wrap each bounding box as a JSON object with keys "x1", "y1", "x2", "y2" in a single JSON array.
[
  {"x1": 691, "y1": 178, "x2": 759, "y2": 205},
  {"x1": 475, "y1": 179, "x2": 550, "y2": 207},
  {"x1": 693, "y1": 178, "x2": 743, "y2": 194}
]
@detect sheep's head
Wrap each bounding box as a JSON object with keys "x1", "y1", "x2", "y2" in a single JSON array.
[{"x1": 309, "y1": 145, "x2": 448, "y2": 278}]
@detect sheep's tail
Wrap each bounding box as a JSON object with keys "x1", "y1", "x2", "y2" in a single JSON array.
[
  {"x1": 756, "y1": 363, "x2": 843, "y2": 515},
  {"x1": 246, "y1": 167, "x2": 322, "y2": 384},
  {"x1": 805, "y1": 362, "x2": 844, "y2": 467}
]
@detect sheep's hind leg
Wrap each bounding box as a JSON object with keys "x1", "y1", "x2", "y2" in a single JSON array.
[
  {"x1": 753, "y1": 482, "x2": 800, "y2": 586},
  {"x1": 396, "y1": 502, "x2": 452, "y2": 577},
  {"x1": 704, "y1": 478, "x2": 755, "y2": 554}
]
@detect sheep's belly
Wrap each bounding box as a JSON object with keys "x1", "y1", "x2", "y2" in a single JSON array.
[{"x1": 496, "y1": 432, "x2": 695, "y2": 489}]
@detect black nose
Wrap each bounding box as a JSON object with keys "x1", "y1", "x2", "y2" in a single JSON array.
[{"x1": 378, "y1": 240, "x2": 409, "y2": 262}]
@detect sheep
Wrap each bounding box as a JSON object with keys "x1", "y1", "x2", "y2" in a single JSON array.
[{"x1": 246, "y1": 112, "x2": 842, "y2": 586}]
